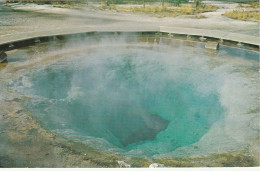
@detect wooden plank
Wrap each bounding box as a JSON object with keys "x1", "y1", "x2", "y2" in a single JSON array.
[{"x1": 160, "y1": 26, "x2": 259, "y2": 46}]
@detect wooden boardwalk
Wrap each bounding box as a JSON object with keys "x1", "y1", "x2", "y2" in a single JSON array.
[
  {"x1": 0, "y1": 26, "x2": 259, "y2": 49},
  {"x1": 160, "y1": 26, "x2": 259, "y2": 46}
]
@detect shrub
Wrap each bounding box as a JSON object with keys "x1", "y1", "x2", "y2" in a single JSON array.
[{"x1": 224, "y1": 10, "x2": 259, "y2": 21}]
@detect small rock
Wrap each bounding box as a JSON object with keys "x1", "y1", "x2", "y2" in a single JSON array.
[
  {"x1": 149, "y1": 163, "x2": 165, "y2": 168},
  {"x1": 117, "y1": 160, "x2": 131, "y2": 168}
]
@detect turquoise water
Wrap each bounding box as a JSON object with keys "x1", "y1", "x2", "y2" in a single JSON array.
[{"x1": 10, "y1": 39, "x2": 225, "y2": 156}]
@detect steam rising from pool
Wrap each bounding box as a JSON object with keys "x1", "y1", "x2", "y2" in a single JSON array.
[{"x1": 9, "y1": 34, "x2": 259, "y2": 158}]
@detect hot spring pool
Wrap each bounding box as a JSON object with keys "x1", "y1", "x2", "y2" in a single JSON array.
[{"x1": 2, "y1": 34, "x2": 259, "y2": 158}]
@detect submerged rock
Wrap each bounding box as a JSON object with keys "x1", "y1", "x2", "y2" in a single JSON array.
[{"x1": 106, "y1": 113, "x2": 169, "y2": 147}]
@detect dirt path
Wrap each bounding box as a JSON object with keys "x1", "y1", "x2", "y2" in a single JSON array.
[{"x1": 0, "y1": 1, "x2": 259, "y2": 38}]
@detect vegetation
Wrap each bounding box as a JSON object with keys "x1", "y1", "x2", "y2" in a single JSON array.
[
  {"x1": 51, "y1": 2, "x2": 84, "y2": 10},
  {"x1": 95, "y1": 2, "x2": 217, "y2": 18},
  {"x1": 93, "y1": 0, "x2": 189, "y2": 6},
  {"x1": 5, "y1": 1, "x2": 84, "y2": 9},
  {"x1": 223, "y1": 2, "x2": 259, "y2": 21},
  {"x1": 26, "y1": 0, "x2": 214, "y2": 18},
  {"x1": 224, "y1": 10, "x2": 259, "y2": 21},
  {"x1": 213, "y1": 0, "x2": 258, "y2": 3}
]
